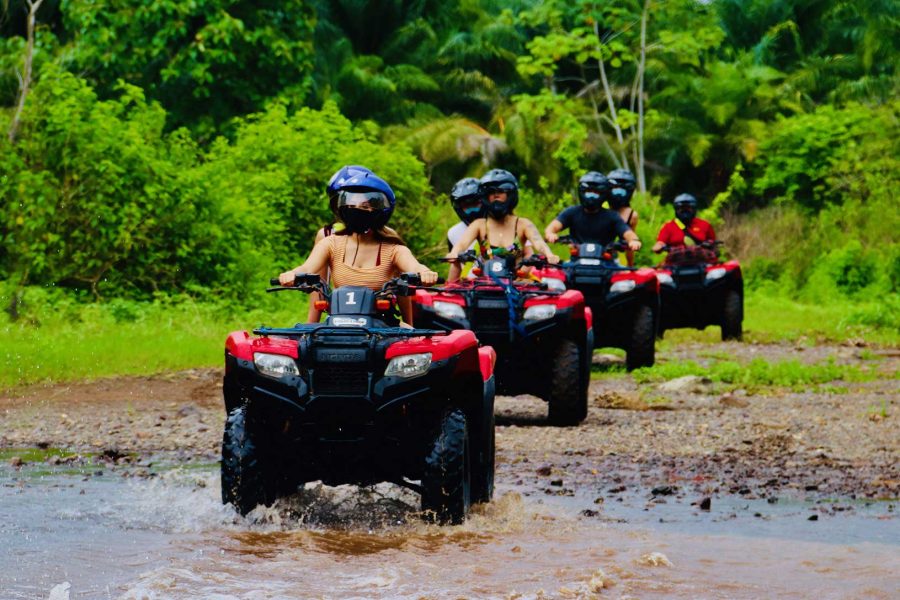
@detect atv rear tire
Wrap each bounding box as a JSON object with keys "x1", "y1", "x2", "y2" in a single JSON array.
[
  {"x1": 221, "y1": 406, "x2": 274, "y2": 516},
  {"x1": 422, "y1": 409, "x2": 472, "y2": 524},
  {"x1": 721, "y1": 290, "x2": 743, "y2": 341},
  {"x1": 547, "y1": 338, "x2": 587, "y2": 426},
  {"x1": 626, "y1": 305, "x2": 656, "y2": 371}
]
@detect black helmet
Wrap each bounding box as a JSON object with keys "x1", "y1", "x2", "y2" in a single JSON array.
[
  {"x1": 450, "y1": 177, "x2": 485, "y2": 224},
  {"x1": 607, "y1": 168, "x2": 636, "y2": 209},
  {"x1": 479, "y1": 169, "x2": 519, "y2": 219},
  {"x1": 673, "y1": 193, "x2": 698, "y2": 224},
  {"x1": 577, "y1": 171, "x2": 610, "y2": 210}
]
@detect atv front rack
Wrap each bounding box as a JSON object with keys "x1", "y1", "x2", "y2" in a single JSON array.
[{"x1": 253, "y1": 325, "x2": 449, "y2": 338}]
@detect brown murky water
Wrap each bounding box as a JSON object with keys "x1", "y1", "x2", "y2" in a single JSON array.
[{"x1": 2, "y1": 467, "x2": 897, "y2": 600}]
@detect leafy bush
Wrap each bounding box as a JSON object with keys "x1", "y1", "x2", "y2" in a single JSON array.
[{"x1": 751, "y1": 101, "x2": 899, "y2": 211}]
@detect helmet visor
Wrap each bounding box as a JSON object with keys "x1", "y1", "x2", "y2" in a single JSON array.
[
  {"x1": 458, "y1": 196, "x2": 482, "y2": 213},
  {"x1": 338, "y1": 190, "x2": 389, "y2": 211}
]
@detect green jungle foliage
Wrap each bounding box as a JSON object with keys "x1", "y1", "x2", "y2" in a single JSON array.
[{"x1": 0, "y1": 0, "x2": 897, "y2": 381}]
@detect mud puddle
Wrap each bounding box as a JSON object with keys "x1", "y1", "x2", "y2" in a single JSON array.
[{"x1": 2, "y1": 464, "x2": 897, "y2": 600}]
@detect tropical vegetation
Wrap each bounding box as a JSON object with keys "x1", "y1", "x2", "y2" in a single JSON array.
[{"x1": 0, "y1": 0, "x2": 897, "y2": 383}]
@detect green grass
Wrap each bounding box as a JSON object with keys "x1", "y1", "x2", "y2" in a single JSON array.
[
  {"x1": 1, "y1": 297, "x2": 307, "y2": 388},
  {"x1": 744, "y1": 293, "x2": 900, "y2": 345},
  {"x1": 2, "y1": 282, "x2": 897, "y2": 389},
  {"x1": 631, "y1": 357, "x2": 877, "y2": 392}
]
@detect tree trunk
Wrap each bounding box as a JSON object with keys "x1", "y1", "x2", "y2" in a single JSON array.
[
  {"x1": 636, "y1": 0, "x2": 650, "y2": 192},
  {"x1": 7, "y1": 0, "x2": 44, "y2": 144},
  {"x1": 593, "y1": 21, "x2": 629, "y2": 170}
]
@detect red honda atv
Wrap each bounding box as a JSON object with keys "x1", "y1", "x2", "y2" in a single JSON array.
[
  {"x1": 222, "y1": 273, "x2": 496, "y2": 524},
  {"x1": 412, "y1": 251, "x2": 593, "y2": 426},
  {"x1": 655, "y1": 242, "x2": 743, "y2": 340},
  {"x1": 540, "y1": 237, "x2": 659, "y2": 370}
]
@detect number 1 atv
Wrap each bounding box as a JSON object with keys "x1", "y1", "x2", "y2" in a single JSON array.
[
  {"x1": 542, "y1": 237, "x2": 659, "y2": 371},
  {"x1": 221, "y1": 273, "x2": 496, "y2": 525},
  {"x1": 412, "y1": 252, "x2": 593, "y2": 426},
  {"x1": 655, "y1": 242, "x2": 743, "y2": 341}
]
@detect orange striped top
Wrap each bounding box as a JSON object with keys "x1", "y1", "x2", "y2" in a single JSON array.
[{"x1": 329, "y1": 235, "x2": 400, "y2": 291}]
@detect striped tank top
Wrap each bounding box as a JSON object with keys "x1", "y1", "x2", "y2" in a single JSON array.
[{"x1": 329, "y1": 235, "x2": 399, "y2": 291}]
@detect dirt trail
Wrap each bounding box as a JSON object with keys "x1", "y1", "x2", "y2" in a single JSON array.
[{"x1": 2, "y1": 341, "x2": 897, "y2": 507}]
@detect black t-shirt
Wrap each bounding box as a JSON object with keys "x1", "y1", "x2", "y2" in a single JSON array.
[{"x1": 555, "y1": 206, "x2": 631, "y2": 244}]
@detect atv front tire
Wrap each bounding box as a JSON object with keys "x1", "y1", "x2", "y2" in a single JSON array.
[
  {"x1": 721, "y1": 290, "x2": 743, "y2": 341},
  {"x1": 422, "y1": 409, "x2": 472, "y2": 524},
  {"x1": 626, "y1": 304, "x2": 656, "y2": 371},
  {"x1": 221, "y1": 406, "x2": 275, "y2": 516},
  {"x1": 547, "y1": 338, "x2": 587, "y2": 426},
  {"x1": 470, "y1": 383, "x2": 495, "y2": 504}
]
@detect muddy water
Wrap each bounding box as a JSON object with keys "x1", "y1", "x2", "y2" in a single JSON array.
[{"x1": 2, "y1": 465, "x2": 897, "y2": 600}]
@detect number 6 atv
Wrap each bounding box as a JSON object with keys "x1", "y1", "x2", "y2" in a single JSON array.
[
  {"x1": 412, "y1": 252, "x2": 593, "y2": 426},
  {"x1": 655, "y1": 242, "x2": 743, "y2": 341},
  {"x1": 221, "y1": 273, "x2": 497, "y2": 525}
]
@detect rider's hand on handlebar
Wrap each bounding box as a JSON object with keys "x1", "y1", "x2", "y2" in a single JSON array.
[
  {"x1": 547, "y1": 253, "x2": 560, "y2": 265},
  {"x1": 278, "y1": 271, "x2": 297, "y2": 286},
  {"x1": 419, "y1": 269, "x2": 439, "y2": 285},
  {"x1": 545, "y1": 232, "x2": 559, "y2": 243},
  {"x1": 628, "y1": 239, "x2": 642, "y2": 252}
]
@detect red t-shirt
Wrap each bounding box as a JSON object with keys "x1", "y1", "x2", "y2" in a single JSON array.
[{"x1": 657, "y1": 218, "x2": 715, "y2": 247}]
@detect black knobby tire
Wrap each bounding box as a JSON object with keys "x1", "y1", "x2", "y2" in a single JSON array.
[
  {"x1": 470, "y1": 387, "x2": 495, "y2": 504},
  {"x1": 547, "y1": 338, "x2": 587, "y2": 426},
  {"x1": 626, "y1": 304, "x2": 656, "y2": 371},
  {"x1": 583, "y1": 328, "x2": 595, "y2": 400},
  {"x1": 721, "y1": 290, "x2": 743, "y2": 341},
  {"x1": 421, "y1": 409, "x2": 472, "y2": 524},
  {"x1": 221, "y1": 406, "x2": 273, "y2": 516}
]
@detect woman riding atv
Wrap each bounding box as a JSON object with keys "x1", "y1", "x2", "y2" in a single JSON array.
[
  {"x1": 305, "y1": 164, "x2": 369, "y2": 323},
  {"x1": 280, "y1": 171, "x2": 438, "y2": 324},
  {"x1": 445, "y1": 169, "x2": 559, "y2": 282}
]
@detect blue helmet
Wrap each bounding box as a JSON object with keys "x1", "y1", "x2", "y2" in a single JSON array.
[
  {"x1": 336, "y1": 171, "x2": 396, "y2": 234},
  {"x1": 326, "y1": 165, "x2": 373, "y2": 215}
]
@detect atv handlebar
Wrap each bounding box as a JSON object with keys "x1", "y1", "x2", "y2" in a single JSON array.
[
  {"x1": 440, "y1": 250, "x2": 479, "y2": 264},
  {"x1": 556, "y1": 236, "x2": 627, "y2": 254},
  {"x1": 269, "y1": 273, "x2": 322, "y2": 287}
]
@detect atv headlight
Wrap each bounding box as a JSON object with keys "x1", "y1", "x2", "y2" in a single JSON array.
[
  {"x1": 385, "y1": 353, "x2": 432, "y2": 378},
  {"x1": 523, "y1": 304, "x2": 556, "y2": 321},
  {"x1": 433, "y1": 301, "x2": 466, "y2": 320},
  {"x1": 706, "y1": 267, "x2": 727, "y2": 281},
  {"x1": 541, "y1": 277, "x2": 566, "y2": 291},
  {"x1": 253, "y1": 352, "x2": 299, "y2": 378},
  {"x1": 609, "y1": 279, "x2": 636, "y2": 294},
  {"x1": 657, "y1": 273, "x2": 674, "y2": 286}
]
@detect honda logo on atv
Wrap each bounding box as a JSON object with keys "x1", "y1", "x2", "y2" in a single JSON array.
[{"x1": 315, "y1": 348, "x2": 366, "y2": 362}]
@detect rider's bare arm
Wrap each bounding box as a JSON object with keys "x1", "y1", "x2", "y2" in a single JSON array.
[
  {"x1": 394, "y1": 246, "x2": 438, "y2": 285},
  {"x1": 623, "y1": 229, "x2": 642, "y2": 251},
  {"x1": 280, "y1": 237, "x2": 332, "y2": 285},
  {"x1": 544, "y1": 219, "x2": 564, "y2": 243},
  {"x1": 446, "y1": 220, "x2": 484, "y2": 282},
  {"x1": 522, "y1": 219, "x2": 559, "y2": 264},
  {"x1": 447, "y1": 220, "x2": 484, "y2": 258},
  {"x1": 306, "y1": 227, "x2": 331, "y2": 322}
]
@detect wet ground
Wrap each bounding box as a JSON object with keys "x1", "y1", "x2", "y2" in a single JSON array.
[{"x1": 1, "y1": 341, "x2": 898, "y2": 599}]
